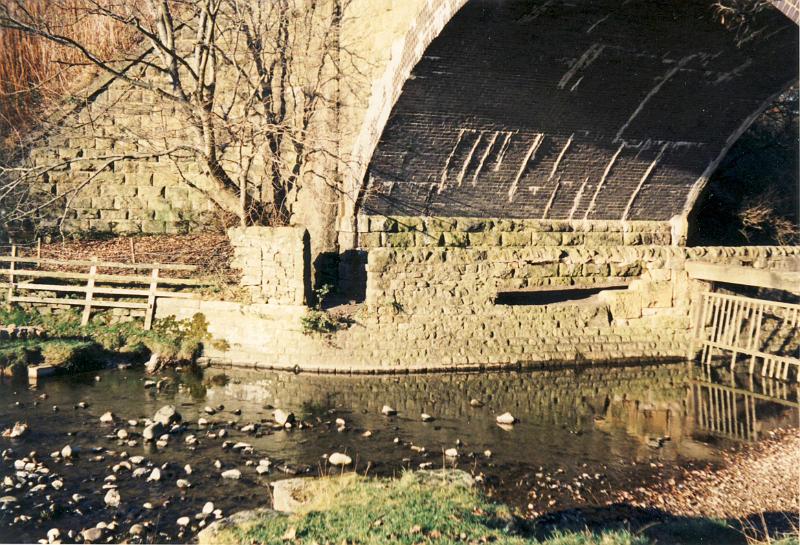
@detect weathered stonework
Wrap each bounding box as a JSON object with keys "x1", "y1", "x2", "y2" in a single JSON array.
[
  {"x1": 10, "y1": 0, "x2": 796, "y2": 259},
  {"x1": 228, "y1": 226, "x2": 311, "y2": 306},
  {"x1": 156, "y1": 244, "x2": 800, "y2": 371}
]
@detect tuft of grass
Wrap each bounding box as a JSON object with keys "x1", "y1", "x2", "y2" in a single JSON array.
[
  {"x1": 0, "y1": 306, "x2": 217, "y2": 367},
  {"x1": 204, "y1": 472, "x2": 648, "y2": 545}
]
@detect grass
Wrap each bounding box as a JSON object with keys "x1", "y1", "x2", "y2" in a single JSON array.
[
  {"x1": 0, "y1": 337, "x2": 100, "y2": 375},
  {"x1": 0, "y1": 306, "x2": 214, "y2": 369},
  {"x1": 202, "y1": 472, "x2": 648, "y2": 545}
]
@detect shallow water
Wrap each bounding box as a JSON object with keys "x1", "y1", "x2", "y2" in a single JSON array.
[{"x1": 0, "y1": 361, "x2": 796, "y2": 543}]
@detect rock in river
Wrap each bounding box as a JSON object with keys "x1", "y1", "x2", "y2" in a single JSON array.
[
  {"x1": 99, "y1": 412, "x2": 115, "y2": 424},
  {"x1": 274, "y1": 409, "x2": 295, "y2": 426},
  {"x1": 221, "y1": 469, "x2": 241, "y2": 480},
  {"x1": 496, "y1": 412, "x2": 517, "y2": 425},
  {"x1": 104, "y1": 489, "x2": 121, "y2": 508},
  {"x1": 328, "y1": 452, "x2": 352, "y2": 466},
  {"x1": 153, "y1": 405, "x2": 181, "y2": 426},
  {"x1": 142, "y1": 422, "x2": 164, "y2": 441},
  {"x1": 81, "y1": 528, "x2": 103, "y2": 543},
  {"x1": 381, "y1": 405, "x2": 397, "y2": 416}
]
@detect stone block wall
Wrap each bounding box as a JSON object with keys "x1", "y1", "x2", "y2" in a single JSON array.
[
  {"x1": 27, "y1": 76, "x2": 220, "y2": 236},
  {"x1": 158, "y1": 240, "x2": 800, "y2": 372},
  {"x1": 355, "y1": 216, "x2": 674, "y2": 249},
  {"x1": 228, "y1": 226, "x2": 311, "y2": 306}
]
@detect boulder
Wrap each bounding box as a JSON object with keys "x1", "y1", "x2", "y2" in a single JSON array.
[{"x1": 271, "y1": 478, "x2": 314, "y2": 513}]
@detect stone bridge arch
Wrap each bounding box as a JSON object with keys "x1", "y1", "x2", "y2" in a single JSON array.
[{"x1": 337, "y1": 0, "x2": 798, "y2": 248}]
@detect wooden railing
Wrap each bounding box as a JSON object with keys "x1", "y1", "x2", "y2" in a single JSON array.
[
  {"x1": 693, "y1": 291, "x2": 800, "y2": 381},
  {"x1": 0, "y1": 249, "x2": 210, "y2": 330}
]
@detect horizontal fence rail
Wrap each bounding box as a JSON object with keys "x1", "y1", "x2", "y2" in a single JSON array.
[
  {"x1": 1, "y1": 248, "x2": 211, "y2": 330},
  {"x1": 693, "y1": 291, "x2": 800, "y2": 381}
]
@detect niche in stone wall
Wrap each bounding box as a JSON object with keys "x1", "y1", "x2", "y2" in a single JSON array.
[{"x1": 494, "y1": 283, "x2": 629, "y2": 306}]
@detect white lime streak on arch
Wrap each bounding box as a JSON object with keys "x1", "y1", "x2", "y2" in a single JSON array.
[
  {"x1": 438, "y1": 128, "x2": 467, "y2": 193},
  {"x1": 472, "y1": 131, "x2": 499, "y2": 184},
  {"x1": 614, "y1": 54, "x2": 696, "y2": 143},
  {"x1": 621, "y1": 142, "x2": 669, "y2": 221},
  {"x1": 493, "y1": 132, "x2": 513, "y2": 171},
  {"x1": 583, "y1": 143, "x2": 624, "y2": 220},
  {"x1": 455, "y1": 131, "x2": 483, "y2": 186},
  {"x1": 568, "y1": 177, "x2": 589, "y2": 220},
  {"x1": 508, "y1": 133, "x2": 544, "y2": 203},
  {"x1": 549, "y1": 133, "x2": 574, "y2": 180}
]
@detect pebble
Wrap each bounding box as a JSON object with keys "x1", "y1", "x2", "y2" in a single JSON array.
[
  {"x1": 99, "y1": 412, "x2": 115, "y2": 424},
  {"x1": 421, "y1": 413, "x2": 434, "y2": 422},
  {"x1": 240, "y1": 424, "x2": 256, "y2": 433},
  {"x1": 147, "y1": 468, "x2": 161, "y2": 482},
  {"x1": 81, "y1": 528, "x2": 103, "y2": 543},
  {"x1": 142, "y1": 422, "x2": 164, "y2": 441},
  {"x1": 184, "y1": 464, "x2": 193, "y2": 475},
  {"x1": 60, "y1": 445, "x2": 73, "y2": 459},
  {"x1": 202, "y1": 501, "x2": 215, "y2": 515},
  {"x1": 177, "y1": 516, "x2": 190, "y2": 527},
  {"x1": 129, "y1": 456, "x2": 144, "y2": 465},
  {"x1": 204, "y1": 406, "x2": 216, "y2": 415},
  {"x1": 381, "y1": 405, "x2": 397, "y2": 416},
  {"x1": 116, "y1": 429, "x2": 128, "y2": 440},
  {"x1": 104, "y1": 489, "x2": 121, "y2": 508},
  {"x1": 46, "y1": 528, "x2": 59, "y2": 544},
  {"x1": 198, "y1": 418, "x2": 209, "y2": 426},
  {"x1": 328, "y1": 452, "x2": 352, "y2": 466},
  {"x1": 129, "y1": 524, "x2": 144, "y2": 536},
  {"x1": 469, "y1": 398, "x2": 484, "y2": 407},
  {"x1": 221, "y1": 469, "x2": 241, "y2": 480},
  {"x1": 185, "y1": 435, "x2": 197, "y2": 445},
  {"x1": 51, "y1": 480, "x2": 64, "y2": 490},
  {"x1": 444, "y1": 448, "x2": 459, "y2": 458},
  {"x1": 496, "y1": 412, "x2": 517, "y2": 425},
  {"x1": 176, "y1": 479, "x2": 191, "y2": 489},
  {"x1": 2, "y1": 422, "x2": 29, "y2": 438},
  {"x1": 274, "y1": 409, "x2": 294, "y2": 426}
]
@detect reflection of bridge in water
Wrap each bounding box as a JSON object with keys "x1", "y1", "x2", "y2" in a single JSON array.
[{"x1": 690, "y1": 364, "x2": 800, "y2": 442}]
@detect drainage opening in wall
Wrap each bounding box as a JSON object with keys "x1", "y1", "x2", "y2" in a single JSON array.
[{"x1": 494, "y1": 282, "x2": 631, "y2": 306}]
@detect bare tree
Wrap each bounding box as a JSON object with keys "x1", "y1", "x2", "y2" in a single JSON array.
[{"x1": 0, "y1": 0, "x2": 348, "y2": 235}]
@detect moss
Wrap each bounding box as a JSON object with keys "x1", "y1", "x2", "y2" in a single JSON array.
[
  {"x1": 0, "y1": 306, "x2": 221, "y2": 370},
  {"x1": 0, "y1": 343, "x2": 35, "y2": 377}
]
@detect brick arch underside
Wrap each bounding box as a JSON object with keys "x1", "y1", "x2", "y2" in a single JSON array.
[{"x1": 359, "y1": 0, "x2": 798, "y2": 223}]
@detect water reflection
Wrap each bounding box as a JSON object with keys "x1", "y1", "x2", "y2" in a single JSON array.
[
  {"x1": 1, "y1": 361, "x2": 798, "y2": 543},
  {"x1": 690, "y1": 364, "x2": 799, "y2": 443}
]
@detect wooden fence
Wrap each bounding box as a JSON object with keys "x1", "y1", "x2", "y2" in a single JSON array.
[
  {"x1": 693, "y1": 291, "x2": 800, "y2": 381},
  {"x1": 0, "y1": 247, "x2": 210, "y2": 330}
]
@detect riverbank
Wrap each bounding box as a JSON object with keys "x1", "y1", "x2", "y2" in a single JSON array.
[
  {"x1": 626, "y1": 429, "x2": 800, "y2": 540},
  {"x1": 0, "y1": 307, "x2": 216, "y2": 378},
  {"x1": 198, "y1": 465, "x2": 799, "y2": 545}
]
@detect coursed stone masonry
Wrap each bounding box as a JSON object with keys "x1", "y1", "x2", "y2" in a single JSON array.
[
  {"x1": 157, "y1": 240, "x2": 800, "y2": 371},
  {"x1": 228, "y1": 226, "x2": 311, "y2": 306}
]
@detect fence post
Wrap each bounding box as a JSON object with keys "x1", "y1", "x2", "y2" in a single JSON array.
[
  {"x1": 144, "y1": 268, "x2": 159, "y2": 331},
  {"x1": 6, "y1": 245, "x2": 16, "y2": 309},
  {"x1": 81, "y1": 258, "x2": 97, "y2": 326}
]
